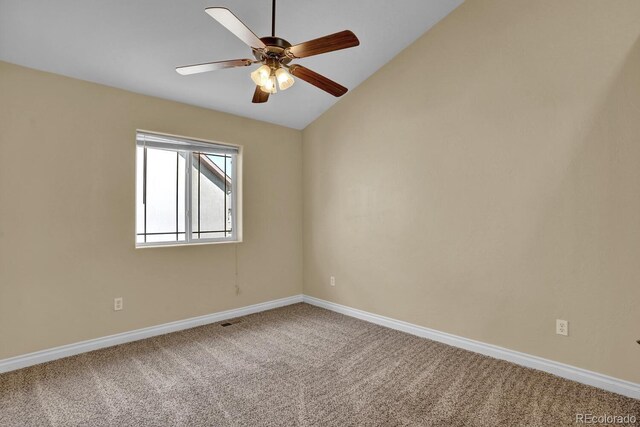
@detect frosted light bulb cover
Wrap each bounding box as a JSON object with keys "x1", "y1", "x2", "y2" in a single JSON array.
[
  {"x1": 250, "y1": 65, "x2": 271, "y2": 86},
  {"x1": 276, "y1": 68, "x2": 295, "y2": 91},
  {"x1": 263, "y1": 75, "x2": 277, "y2": 94}
]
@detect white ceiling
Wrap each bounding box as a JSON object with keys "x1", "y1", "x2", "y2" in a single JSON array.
[{"x1": 0, "y1": 0, "x2": 463, "y2": 129}]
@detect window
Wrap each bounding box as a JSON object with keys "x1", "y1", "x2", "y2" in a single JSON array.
[{"x1": 135, "y1": 131, "x2": 241, "y2": 247}]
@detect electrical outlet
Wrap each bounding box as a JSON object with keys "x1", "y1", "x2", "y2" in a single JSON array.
[
  {"x1": 330, "y1": 276, "x2": 336, "y2": 287},
  {"x1": 556, "y1": 319, "x2": 568, "y2": 336},
  {"x1": 114, "y1": 297, "x2": 123, "y2": 311}
]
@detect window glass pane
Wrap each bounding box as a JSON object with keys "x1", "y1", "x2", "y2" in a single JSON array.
[
  {"x1": 192, "y1": 157, "x2": 199, "y2": 236},
  {"x1": 136, "y1": 146, "x2": 144, "y2": 235},
  {"x1": 177, "y1": 153, "x2": 186, "y2": 233},
  {"x1": 146, "y1": 233, "x2": 185, "y2": 243},
  {"x1": 136, "y1": 148, "x2": 186, "y2": 244},
  {"x1": 226, "y1": 155, "x2": 233, "y2": 234},
  {"x1": 194, "y1": 232, "x2": 226, "y2": 240},
  {"x1": 192, "y1": 152, "x2": 227, "y2": 240}
]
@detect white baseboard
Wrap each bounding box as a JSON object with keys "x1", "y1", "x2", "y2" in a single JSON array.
[
  {"x1": 2, "y1": 293, "x2": 637, "y2": 400},
  {"x1": 303, "y1": 295, "x2": 640, "y2": 400},
  {"x1": 0, "y1": 294, "x2": 303, "y2": 374}
]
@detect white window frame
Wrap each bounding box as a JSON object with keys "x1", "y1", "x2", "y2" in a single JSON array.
[{"x1": 135, "y1": 130, "x2": 243, "y2": 248}]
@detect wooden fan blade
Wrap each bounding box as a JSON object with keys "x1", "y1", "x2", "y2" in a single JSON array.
[
  {"x1": 286, "y1": 30, "x2": 359, "y2": 59},
  {"x1": 252, "y1": 85, "x2": 270, "y2": 103},
  {"x1": 205, "y1": 8, "x2": 266, "y2": 49},
  {"x1": 176, "y1": 59, "x2": 253, "y2": 75},
  {"x1": 289, "y1": 65, "x2": 348, "y2": 97}
]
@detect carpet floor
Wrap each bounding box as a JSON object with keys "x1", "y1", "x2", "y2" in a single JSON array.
[{"x1": 0, "y1": 303, "x2": 637, "y2": 426}]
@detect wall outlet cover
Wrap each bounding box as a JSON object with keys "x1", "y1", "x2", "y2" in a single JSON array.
[{"x1": 556, "y1": 319, "x2": 568, "y2": 336}]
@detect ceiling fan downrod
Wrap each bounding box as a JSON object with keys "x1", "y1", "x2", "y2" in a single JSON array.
[{"x1": 271, "y1": 0, "x2": 276, "y2": 37}]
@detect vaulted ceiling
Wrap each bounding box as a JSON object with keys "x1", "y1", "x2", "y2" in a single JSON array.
[{"x1": 0, "y1": 0, "x2": 463, "y2": 129}]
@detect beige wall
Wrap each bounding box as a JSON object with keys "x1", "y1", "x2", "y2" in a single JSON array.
[
  {"x1": 0, "y1": 61, "x2": 303, "y2": 359},
  {"x1": 303, "y1": 0, "x2": 640, "y2": 383},
  {"x1": 2, "y1": 0, "x2": 640, "y2": 385}
]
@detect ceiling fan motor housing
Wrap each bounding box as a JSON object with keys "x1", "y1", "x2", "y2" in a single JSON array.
[{"x1": 254, "y1": 37, "x2": 293, "y2": 65}]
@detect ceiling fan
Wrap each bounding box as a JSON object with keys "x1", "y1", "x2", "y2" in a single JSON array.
[{"x1": 176, "y1": 0, "x2": 360, "y2": 103}]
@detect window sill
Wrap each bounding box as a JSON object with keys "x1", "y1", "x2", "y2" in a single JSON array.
[{"x1": 135, "y1": 239, "x2": 242, "y2": 249}]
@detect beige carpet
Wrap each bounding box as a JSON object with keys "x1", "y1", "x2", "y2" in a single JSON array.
[{"x1": 0, "y1": 303, "x2": 637, "y2": 426}]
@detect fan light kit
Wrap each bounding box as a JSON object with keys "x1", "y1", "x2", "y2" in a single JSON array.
[
  {"x1": 176, "y1": 0, "x2": 360, "y2": 103},
  {"x1": 250, "y1": 64, "x2": 293, "y2": 93}
]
